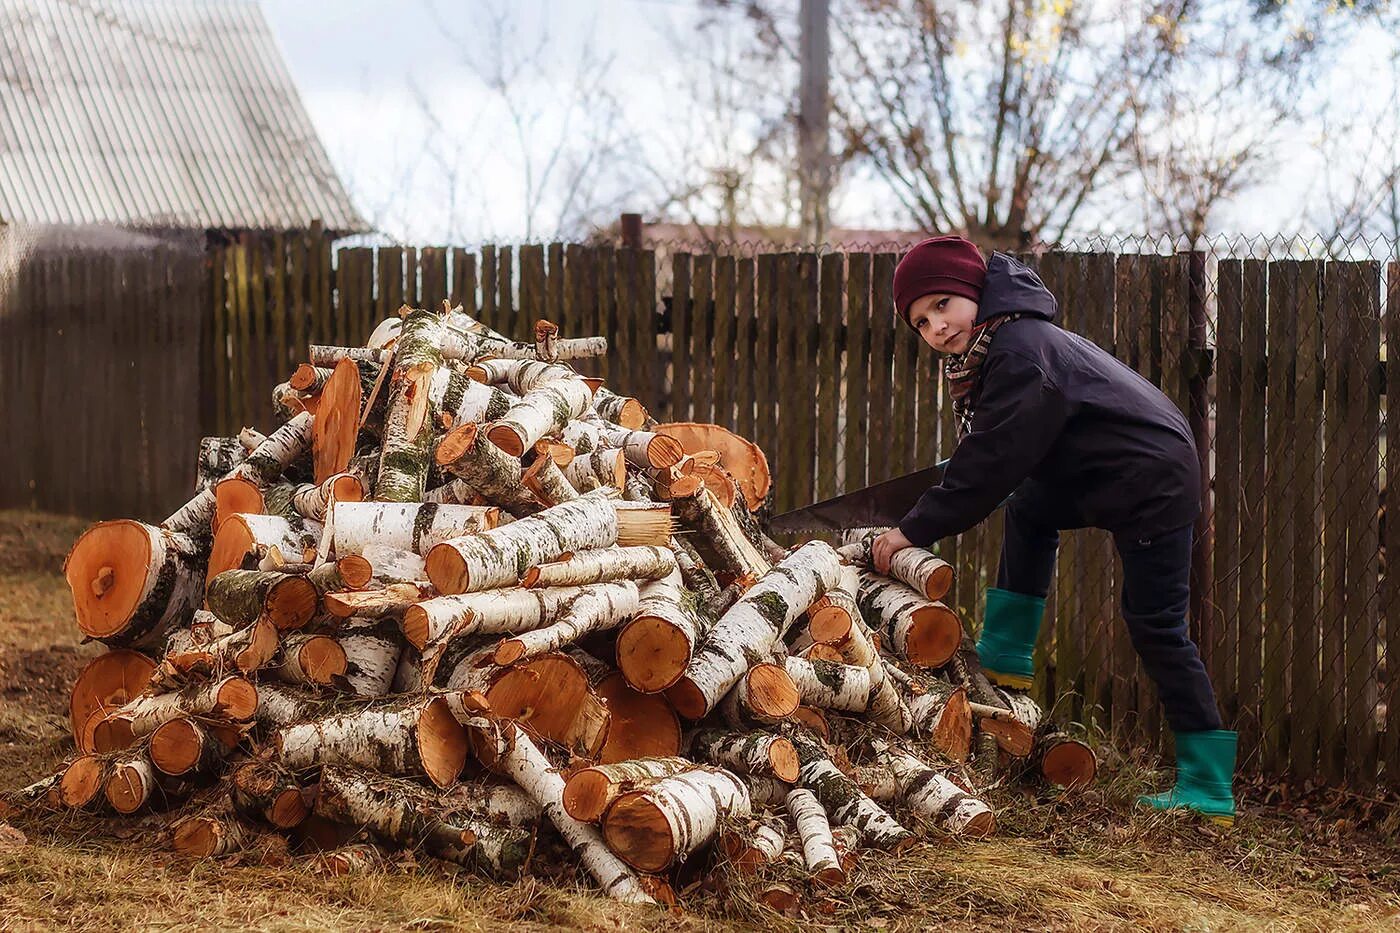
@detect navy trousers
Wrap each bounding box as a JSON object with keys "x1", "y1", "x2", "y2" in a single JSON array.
[{"x1": 995, "y1": 487, "x2": 1222, "y2": 732}]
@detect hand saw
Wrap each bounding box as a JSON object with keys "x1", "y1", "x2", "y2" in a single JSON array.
[{"x1": 768, "y1": 459, "x2": 1015, "y2": 534}]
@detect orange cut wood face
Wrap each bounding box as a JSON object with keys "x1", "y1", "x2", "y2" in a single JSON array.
[
  {"x1": 69, "y1": 650, "x2": 155, "y2": 754},
  {"x1": 653, "y1": 423, "x2": 771, "y2": 512},
  {"x1": 313, "y1": 358, "x2": 363, "y2": 483}
]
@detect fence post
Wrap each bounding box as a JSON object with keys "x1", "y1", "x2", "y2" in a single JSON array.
[
  {"x1": 620, "y1": 213, "x2": 643, "y2": 249},
  {"x1": 1185, "y1": 249, "x2": 1214, "y2": 667}
]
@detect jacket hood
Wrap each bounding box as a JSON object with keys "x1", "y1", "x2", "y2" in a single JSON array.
[{"x1": 974, "y1": 252, "x2": 1059, "y2": 325}]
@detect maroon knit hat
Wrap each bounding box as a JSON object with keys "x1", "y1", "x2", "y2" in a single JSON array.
[{"x1": 893, "y1": 235, "x2": 987, "y2": 326}]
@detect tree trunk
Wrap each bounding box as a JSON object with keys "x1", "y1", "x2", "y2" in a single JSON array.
[
  {"x1": 563, "y1": 446, "x2": 627, "y2": 493},
  {"x1": 426, "y1": 495, "x2": 618, "y2": 594},
  {"x1": 562, "y1": 757, "x2": 695, "y2": 822},
  {"x1": 357, "y1": 544, "x2": 427, "y2": 585},
  {"x1": 785, "y1": 787, "x2": 845, "y2": 886},
  {"x1": 519, "y1": 440, "x2": 580, "y2": 506},
  {"x1": 715, "y1": 819, "x2": 786, "y2": 874},
  {"x1": 171, "y1": 809, "x2": 258, "y2": 858},
  {"x1": 590, "y1": 424, "x2": 684, "y2": 470},
  {"x1": 855, "y1": 570, "x2": 963, "y2": 668},
  {"x1": 688, "y1": 728, "x2": 800, "y2": 783},
  {"x1": 428, "y1": 367, "x2": 514, "y2": 426},
  {"x1": 668, "y1": 541, "x2": 842, "y2": 719},
  {"x1": 601, "y1": 766, "x2": 752, "y2": 872},
  {"x1": 273, "y1": 696, "x2": 466, "y2": 789},
  {"x1": 105, "y1": 746, "x2": 184, "y2": 814}
]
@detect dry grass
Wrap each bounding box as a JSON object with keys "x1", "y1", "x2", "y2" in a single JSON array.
[{"x1": 2, "y1": 509, "x2": 1399, "y2": 931}]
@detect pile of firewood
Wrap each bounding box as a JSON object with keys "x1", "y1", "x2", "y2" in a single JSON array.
[{"x1": 2, "y1": 306, "x2": 1096, "y2": 912}]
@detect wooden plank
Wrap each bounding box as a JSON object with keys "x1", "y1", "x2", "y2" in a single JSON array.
[
  {"x1": 1263, "y1": 259, "x2": 1298, "y2": 773},
  {"x1": 519, "y1": 244, "x2": 546, "y2": 325},
  {"x1": 612, "y1": 248, "x2": 636, "y2": 396},
  {"x1": 595, "y1": 246, "x2": 615, "y2": 383},
  {"x1": 771, "y1": 254, "x2": 796, "y2": 515},
  {"x1": 843, "y1": 253, "x2": 871, "y2": 493},
  {"x1": 480, "y1": 245, "x2": 497, "y2": 327},
  {"x1": 497, "y1": 245, "x2": 516, "y2": 337},
  {"x1": 1319, "y1": 259, "x2": 1349, "y2": 783},
  {"x1": 889, "y1": 253, "x2": 918, "y2": 480},
  {"x1": 690, "y1": 254, "x2": 715, "y2": 425},
  {"x1": 378, "y1": 247, "x2": 404, "y2": 323},
  {"x1": 451, "y1": 248, "x2": 477, "y2": 314},
  {"x1": 420, "y1": 247, "x2": 449, "y2": 313},
  {"x1": 232, "y1": 239, "x2": 253, "y2": 430},
  {"x1": 1386, "y1": 262, "x2": 1400, "y2": 780},
  {"x1": 755, "y1": 255, "x2": 779, "y2": 478},
  {"x1": 790, "y1": 253, "x2": 819, "y2": 509},
  {"x1": 1237, "y1": 258, "x2": 1268, "y2": 766},
  {"x1": 671, "y1": 254, "x2": 692, "y2": 422},
  {"x1": 868, "y1": 254, "x2": 897, "y2": 483},
  {"x1": 816, "y1": 253, "x2": 842, "y2": 502},
  {"x1": 312, "y1": 225, "x2": 333, "y2": 346},
  {"x1": 286, "y1": 234, "x2": 307, "y2": 365},
  {"x1": 1340, "y1": 261, "x2": 1382, "y2": 784},
  {"x1": 249, "y1": 236, "x2": 270, "y2": 417},
  {"x1": 1213, "y1": 259, "x2": 1243, "y2": 730},
  {"x1": 402, "y1": 247, "x2": 419, "y2": 309},
  {"x1": 271, "y1": 234, "x2": 288, "y2": 375},
  {"x1": 637, "y1": 250, "x2": 659, "y2": 414},
  {"x1": 562, "y1": 244, "x2": 584, "y2": 341},
  {"x1": 1290, "y1": 260, "x2": 1324, "y2": 781},
  {"x1": 735, "y1": 257, "x2": 758, "y2": 442},
  {"x1": 1131, "y1": 253, "x2": 1162, "y2": 744},
  {"x1": 713, "y1": 255, "x2": 737, "y2": 431},
  {"x1": 211, "y1": 243, "x2": 230, "y2": 436}
]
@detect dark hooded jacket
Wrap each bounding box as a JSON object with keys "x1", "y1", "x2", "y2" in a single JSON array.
[{"x1": 897, "y1": 252, "x2": 1200, "y2": 547}]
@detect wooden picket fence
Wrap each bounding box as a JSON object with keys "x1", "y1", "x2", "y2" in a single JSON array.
[{"x1": 1, "y1": 228, "x2": 1395, "y2": 786}]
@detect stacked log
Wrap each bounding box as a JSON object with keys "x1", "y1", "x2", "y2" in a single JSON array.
[{"x1": 7, "y1": 305, "x2": 1096, "y2": 915}]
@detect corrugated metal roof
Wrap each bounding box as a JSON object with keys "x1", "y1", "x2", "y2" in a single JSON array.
[{"x1": 0, "y1": 0, "x2": 367, "y2": 232}]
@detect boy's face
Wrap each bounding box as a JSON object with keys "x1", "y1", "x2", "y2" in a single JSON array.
[{"x1": 908, "y1": 292, "x2": 979, "y2": 354}]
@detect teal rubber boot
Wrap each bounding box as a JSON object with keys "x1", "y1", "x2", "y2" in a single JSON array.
[
  {"x1": 975, "y1": 588, "x2": 1046, "y2": 691},
  {"x1": 1137, "y1": 730, "x2": 1237, "y2": 826}
]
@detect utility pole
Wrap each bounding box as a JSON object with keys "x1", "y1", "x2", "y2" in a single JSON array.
[{"x1": 798, "y1": 0, "x2": 830, "y2": 244}]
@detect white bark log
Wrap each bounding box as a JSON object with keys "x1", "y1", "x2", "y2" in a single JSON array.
[
  {"x1": 523, "y1": 546, "x2": 675, "y2": 589},
  {"x1": 842, "y1": 532, "x2": 954, "y2": 601},
  {"x1": 601, "y1": 766, "x2": 751, "y2": 872},
  {"x1": 856, "y1": 569, "x2": 963, "y2": 667},
  {"x1": 869, "y1": 738, "x2": 995, "y2": 836},
  {"x1": 615, "y1": 568, "x2": 707, "y2": 694},
  {"x1": 493, "y1": 580, "x2": 639, "y2": 664},
  {"x1": 476, "y1": 720, "x2": 658, "y2": 904},
  {"x1": 405, "y1": 585, "x2": 592, "y2": 650},
  {"x1": 688, "y1": 728, "x2": 799, "y2": 783},
  {"x1": 271, "y1": 632, "x2": 347, "y2": 686},
  {"x1": 562, "y1": 756, "x2": 696, "y2": 822},
  {"x1": 783, "y1": 656, "x2": 875, "y2": 714},
  {"x1": 96, "y1": 675, "x2": 257, "y2": 750},
  {"x1": 672, "y1": 540, "x2": 842, "y2": 718},
  {"x1": 428, "y1": 367, "x2": 515, "y2": 425},
  {"x1": 563, "y1": 447, "x2": 626, "y2": 492},
  {"x1": 426, "y1": 495, "x2": 618, "y2": 594},
  {"x1": 66, "y1": 521, "x2": 202, "y2": 649},
  {"x1": 785, "y1": 788, "x2": 845, "y2": 885},
  {"x1": 792, "y1": 733, "x2": 913, "y2": 850},
  {"x1": 487, "y1": 375, "x2": 595, "y2": 456},
  {"x1": 359, "y1": 544, "x2": 428, "y2": 584},
  {"x1": 274, "y1": 697, "x2": 465, "y2": 788},
  {"x1": 332, "y1": 501, "x2": 497, "y2": 557},
  {"x1": 291, "y1": 473, "x2": 364, "y2": 522},
  {"x1": 336, "y1": 618, "x2": 404, "y2": 697}
]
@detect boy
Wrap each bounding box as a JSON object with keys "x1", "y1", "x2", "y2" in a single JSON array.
[{"x1": 870, "y1": 235, "x2": 1235, "y2": 824}]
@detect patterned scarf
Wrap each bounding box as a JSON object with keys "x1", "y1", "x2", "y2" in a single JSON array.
[{"x1": 944, "y1": 313, "x2": 1023, "y2": 437}]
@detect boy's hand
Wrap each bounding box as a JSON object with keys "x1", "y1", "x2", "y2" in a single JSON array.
[{"x1": 871, "y1": 528, "x2": 914, "y2": 575}]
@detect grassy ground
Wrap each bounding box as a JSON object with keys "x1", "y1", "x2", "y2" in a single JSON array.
[{"x1": 2, "y1": 509, "x2": 1399, "y2": 931}]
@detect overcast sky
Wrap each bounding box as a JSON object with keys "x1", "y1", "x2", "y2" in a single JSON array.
[{"x1": 260, "y1": 0, "x2": 1397, "y2": 244}]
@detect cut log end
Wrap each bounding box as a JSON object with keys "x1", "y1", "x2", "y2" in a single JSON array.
[
  {"x1": 59, "y1": 756, "x2": 105, "y2": 808},
  {"x1": 337, "y1": 554, "x2": 374, "y2": 589},
  {"x1": 400, "y1": 605, "x2": 432, "y2": 651},
  {"x1": 425, "y1": 544, "x2": 470, "y2": 596},
  {"x1": 149, "y1": 718, "x2": 204, "y2": 776},
  {"x1": 601, "y1": 793, "x2": 673, "y2": 873},
  {"x1": 923, "y1": 564, "x2": 954, "y2": 601},
  {"x1": 265, "y1": 576, "x2": 319, "y2": 630},
  {"x1": 214, "y1": 676, "x2": 260, "y2": 721},
  {"x1": 417, "y1": 697, "x2": 468, "y2": 788},
  {"x1": 932, "y1": 686, "x2": 974, "y2": 762},
  {"x1": 766, "y1": 737, "x2": 800, "y2": 783},
  {"x1": 980, "y1": 717, "x2": 1035, "y2": 759},
  {"x1": 70, "y1": 650, "x2": 154, "y2": 754},
  {"x1": 295, "y1": 635, "x2": 349, "y2": 683},
  {"x1": 215, "y1": 477, "x2": 263, "y2": 528},
  {"x1": 807, "y1": 604, "x2": 852, "y2": 645},
  {"x1": 561, "y1": 770, "x2": 612, "y2": 822},
  {"x1": 486, "y1": 423, "x2": 528, "y2": 458},
  {"x1": 269, "y1": 788, "x2": 311, "y2": 828},
  {"x1": 105, "y1": 762, "x2": 150, "y2": 814},
  {"x1": 665, "y1": 677, "x2": 707, "y2": 720},
  {"x1": 289, "y1": 362, "x2": 320, "y2": 391},
  {"x1": 647, "y1": 435, "x2": 685, "y2": 469},
  {"x1": 961, "y1": 809, "x2": 997, "y2": 838},
  {"x1": 313, "y1": 359, "x2": 363, "y2": 483},
  {"x1": 616, "y1": 616, "x2": 691, "y2": 693},
  {"x1": 595, "y1": 673, "x2": 682, "y2": 765},
  {"x1": 904, "y1": 604, "x2": 963, "y2": 668},
  {"x1": 66, "y1": 521, "x2": 155, "y2": 641},
  {"x1": 744, "y1": 663, "x2": 800, "y2": 720},
  {"x1": 1040, "y1": 738, "x2": 1097, "y2": 789},
  {"x1": 435, "y1": 423, "x2": 479, "y2": 466}
]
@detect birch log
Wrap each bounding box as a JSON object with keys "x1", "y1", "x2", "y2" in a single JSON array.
[
  {"x1": 230, "y1": 759, "x2": 311, "y2": 828},
  {"x1": 562, "y1": 757, "x2": 695, "y2": 822},
  {"x1": 868, "y1": 738, "x2": 996, "y2": 836},
  {"x1": 331, "y1": 501, "x2": 499, "y2": 557},
  {"x1": 475, "y1": 719, "x2": 659, "y2": 904},
  {"x1": 715, "y1": 662, "x2": 801, "y2": 727},
  {"x1": 428, "y1": 367, "x2": 515, "y2": 425},
  {"x1": 335, "y1": 617, "x2": 403, "y2": 697},
  {"x1": 273, "y1": 697, "x2": 466, "y2": 788},
  {"x1": 195, "y1": 437, "x2": 247, "y2": 493},
  {"x1": 65, "y1": 521, "x2": 202, "y2": 649},
  {"x1": 434, "y1": 423, "x2": 542, "y2": 517},
  {"x1": 149, "y1": 718, "x2": 232, "y2": 779},
  {"x1": 669, "y1": 487, "x2": 771, "y2": 580},
  {"x1": 426, "y1": 495, "x2": 618, "y2": 594},
  {"x1": 492, "y1": 581, "x2": 639, "y2": 664},
  {"x1": 478, "y1": 361, "x2": 595, "y2": 456},
  {"x1": 592, "y1": 387, "x2": 648, "y2": 429},
  {"x1": 855, "y1": 570, "x2": 963, "y2": 668},
  {"x1": 205, "y1": 569, "x2": 318, "y2": 630},
  {"x1": 688, "y1": 728, "x2": 800, "y2": 783},
  {"x1": 841, "y1": 532, "x2": 954, "y2": 601},
  {"x1": 791, "y1": 733, "x2": 913, "y2": 850},
  {"x1": 906, "y1": 676, "x2": 974, "y2": 762},
  {"x1": 522, "y1": 546, "x2": 676, "y2": 589},
  {"x1": 615, "y1": 569, "x2": 707, "y2": 693},
  {"x1": 271, "y1": 632, "x2": 348, "y2": 685},
  {"x1": 601, "y1": 766, "x2": 752, "y2": 872},
  {"x1": 404, "y1": 585, "x2": 592, "y2": 650},
  {"x1": 291, "y1": 473, "x2": 365, "y2": 522},
  {"x1": 151, "y1": 618, "x2": 279, "y2": 690},
  {"x1": 375, "y1": 310, "x2": 445, "y2": 502},
  {"x1": 668, "y1": 541, "x2": 842, "y2": 719},
  {"x1": 207, "y1": 513, "x2": 323, "y2": 582},
  {"x1": 520, "y1": 440, "x2": 581, "y2": 506},
  {"x1": 785, "y1": 788, "x2": 845, "y2": 885},
  {"x1": 93, "y1": 676, "x2": 258, "y2": 752}
]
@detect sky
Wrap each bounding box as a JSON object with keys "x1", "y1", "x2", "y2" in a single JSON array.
[{"x1": 260, "y1": 0, "x2": 1399, "y2": 244}]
